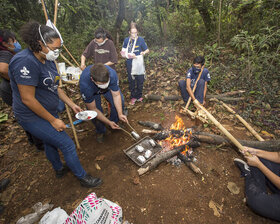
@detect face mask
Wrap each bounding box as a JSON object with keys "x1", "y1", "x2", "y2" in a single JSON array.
[
  {"x1": 192, "y1": 66, "x2": 201, "y2": 74},
  {"x1": 96, "y1": 79, "x2": 110, "y2": 89},
  {"x1": 41, "y1": 47, "x2": 60, "y2": 61},
  {"x1": 130, "y1": 34, "x2": 137, "y2": 39},
  {"x1": 95, "y1": 39, "x2": 106, "y2": 46},
  {"x1": 10, "y1": 42, "x2": 21, "y2": 53}
]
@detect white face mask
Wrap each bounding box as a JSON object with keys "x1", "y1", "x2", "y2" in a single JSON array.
[
  {"x1": 130, "y1": 34, "x2": 137, "y2": 39},
  {"x1": 96, "y1": 79, "x2": 110, "y2": 89},
  {"x1": 94, "y1": 39, "x2": 106, "y2": 46},
  {"x1": 41, "y1": 47, "x2": 60, "y2": 61}
]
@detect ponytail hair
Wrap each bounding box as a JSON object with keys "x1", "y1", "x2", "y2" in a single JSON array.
[
  {"x1": 94, "y1": 27, "x2": 113, "y2": 41},
  {"x1": 20, "y1": 21, "x2": 59, "y2": 52}
]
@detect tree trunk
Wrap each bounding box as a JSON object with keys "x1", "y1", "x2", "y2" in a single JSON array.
[
  {"x1": 193, "y1": 0, "x2": 213, "y2": 32},
  {"x1": 114, "y1": 0, "x2": 125, "y2": 46},
  {"x1": 195, "y1": 132, "x2": 280, "y2": 152}
]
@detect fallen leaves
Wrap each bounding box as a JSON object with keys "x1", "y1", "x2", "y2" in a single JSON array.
[
  {"x1": 209, "y1": 200, "x2": 223, "y2": 217},
  {"x1": 227, "y1": 182, "x2": 240, "y2": 195}
]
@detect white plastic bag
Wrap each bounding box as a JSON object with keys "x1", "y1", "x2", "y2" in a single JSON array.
[
  {"x1": 131, "y1": 55, "x2": 145, "y2": 75},
  {"x1": 39, "y1": 207, "x2": 68, "y2": 224},
  {"x1": 64, "y1": 192, "x2": 122, "y2": 224}
]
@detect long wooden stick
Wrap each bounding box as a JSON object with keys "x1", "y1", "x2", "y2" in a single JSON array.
[
  {"x1": 184, "y1": 65, "x2": 205, "y2": 110},
  {"x1": 62, "y1": 45, "x2": 80, "y2": 67},
  {"x1": 41, "y1": 0, "x2": 48, "y2": 21},
  {"x1": 60, "y1": 52, "x2": 75, "y2": 67},
  {"x1": 193, "y1": 99, "x2": 247, "y2": 154},
  {"x1": 211, "y1": 98, "x2": 265, "y2": 141},
  {"x1": 54, "y1": 0, "x2": 58, "y2": 26}
]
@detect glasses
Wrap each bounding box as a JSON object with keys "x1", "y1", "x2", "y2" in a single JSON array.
[{"x1": 46, "y1": 45, "x2": 63, "y2": 53}]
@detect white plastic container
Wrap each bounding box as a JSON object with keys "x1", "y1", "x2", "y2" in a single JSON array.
[
  {"x1": 137, "y1": 155, "x2": 146, "y2": 164},
  {"x1": 135, "y1": 145, "x2": 144, "y2": 153},
  {"x1": 144, "y1": 150, "x2": 152, "y2": 159}
]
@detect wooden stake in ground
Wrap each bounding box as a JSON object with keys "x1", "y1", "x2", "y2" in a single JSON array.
[
  {"x1": 193, "y1": 99, "x2": 248, "y2": 155},
  {"x1": 184, "y1": 65, "x2": 205, "y2": 110},
  {"x1": 211, "y1": 98, "x2": 265, "y2": 141}
]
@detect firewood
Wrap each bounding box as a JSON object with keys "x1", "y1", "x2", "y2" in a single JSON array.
[
  {"x1": 138, "y1": 141, "x2": 193, "y2": 176},
  {"x1": 195, "y1": 132, "x2": 280, "y2": 152},
  {"x1": 179, "y1": 108, "x2": 209, "y2": 123},
  {"x1": 177, "y1": 153, "x2": 203, "y2": 174}
]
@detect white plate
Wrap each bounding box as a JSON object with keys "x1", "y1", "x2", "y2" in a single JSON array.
[{"x1": 75, "y1": 110, "x2": 97, "y2": 121}]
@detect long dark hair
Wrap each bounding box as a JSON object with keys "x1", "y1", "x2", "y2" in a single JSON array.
[
  {"x1": 94, "y1": 27, "x2": 113, "y2": 41},
  {"x1": 0, "y1": 30, "x2": 16, "y2": 51},
  {"x1": 20, "y1": 21, "x2": 60, "y2": 52}
]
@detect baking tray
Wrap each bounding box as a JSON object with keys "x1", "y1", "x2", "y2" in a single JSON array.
[{"x1": 123, "y1": 136, "x2": 163, "y2": 166}]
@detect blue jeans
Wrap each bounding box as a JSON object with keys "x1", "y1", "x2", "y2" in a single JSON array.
[
  {"x1": 18, "y1": 117, "x2": 86, "y2": 179},
  {"x1": 245, "y1": 158, "x2": 280, "y2": 221},
  {"x1": 126, "y1": 60, "x2": 145, "y2": 99},
  {"x1": 178, "y1": 79, "x2": 206, "y2": 104},
  {"x1": 91, "y1": 91, "x2": 125, "y2": 134}
]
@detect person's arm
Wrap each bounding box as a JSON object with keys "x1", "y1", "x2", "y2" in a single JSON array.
[
  {"x1": 85, "y1": 100, "x2": 120, "y2": 129},
  {"x1": 18, "y1": 84, "x2": 65, "y2": 131},
  {"x1": 140, "y1": 49, "x2": 149, "y2": 56},
  {"x1": 203, "y1": 82, "x2": 208, "y2": 105},
  {"x1": 245, "y1": 154, "x2": 280, "y2": 190},
  {"x1": 80, "y1": 55, "x2": 87, "y2": 71},
  {"x1": 111, "y1": 90, "x2": 128, "y2": 123},
  {"x1": 57, "y1": 87, "x2": 82, "y2": 114},
  {"x1": 186, "y1": 78, "x2": 196, "y2": 101},
  {"x1": 0, "y1": 62, "x2": 10, "y2": 80},
  {"x1": 245, "y1": 147, "x2": 280, "y2": 163},
  {"x1": 104, "y1": 61, "x2": 114, "y2": 66}
]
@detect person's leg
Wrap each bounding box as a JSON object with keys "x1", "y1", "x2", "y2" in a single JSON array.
[
  {"x1": 178, "y1": 80, "x2": 190, "y2": 103},
  {"x1": 126, "y1": 61, "x2": 137, "y2": 100},
  {"x1": 57, "y1": 99, "x2": 66, "y2": 113},
  {"x1": 90, "y1": 95, "x2": 106, "y2": 134},
  {"x1": 0, "y1": 79, "x2": 13, "y2": 106},
  {"x1": 194, "y1": 79, "x2": 206, "y2": 104},
  {"x1": 245, "y1": 159, "x2": 280, "y2": 221},
  {"x1": 18, "y1": 118, "x2": 86, "y2": 178},
  {"x1": 135, "y1": 75, "x2": 145, "y2": 100}
]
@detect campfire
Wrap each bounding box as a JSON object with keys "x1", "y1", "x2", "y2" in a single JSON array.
[{"x1": 158, "y1": 115, "x2": 192, "y2": 156}]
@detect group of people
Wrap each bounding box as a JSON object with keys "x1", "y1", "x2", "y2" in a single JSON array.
[{"x1": 0, "y1": 21, "x2": 279, "y2": 222}]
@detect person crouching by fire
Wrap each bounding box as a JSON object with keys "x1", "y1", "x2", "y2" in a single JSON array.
[
  {"x1": 178, "y1": 56, "x2": 211, "y2": 106},
  {"x1": 79, "y1": 63, "x2": 128, "y2": 143}
]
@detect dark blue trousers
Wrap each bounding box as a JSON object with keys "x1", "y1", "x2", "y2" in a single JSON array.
[
  {"x1": 178, "y1": 79, "x2": 206, "y2": 104},
  {"x1": 245, "y1": 158, "x2": 280, "y2": 221},
  {"x1": 126, "y1": 60, "x2": 145, "y2": 99},
  {"x1": 91, "y1": 91, "x2": 125, "y2": 134}
]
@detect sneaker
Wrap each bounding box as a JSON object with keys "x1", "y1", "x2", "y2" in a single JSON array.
[
  {"x1": 129, "y1": 98, "x2": 137, "y2": 105},
  {"x1": 96, "y1": 133, "x2": 105, "y2": 143},
  {"x1": 137, "y1": 97, "x2": 144, "y2": 102},
  {"x1": 55, "y1": 164, "x2": 70, "y2": 178},
  {"x1": 79, "y1": 174, "x2": 102, "y2": 188},
  {"x1": 234, "y1": 158, "x2": 250, "y2": 177}
]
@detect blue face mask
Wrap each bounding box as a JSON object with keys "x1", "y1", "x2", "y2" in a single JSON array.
[
  {"x1": 13, "y1": 42, "x2": 22, "y2": 53},
  {"x1": 192, "y1": 66, "x2": 201, "y2": 74}
]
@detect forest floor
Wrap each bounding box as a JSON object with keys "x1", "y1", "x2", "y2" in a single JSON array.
[{"x1": 0, "y1": 50, "x2": 279, "y2": 223}]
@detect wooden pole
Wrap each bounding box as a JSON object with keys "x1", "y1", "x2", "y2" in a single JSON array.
[
  {"x1": 54, "y1": 0, "x2": 58, "y2": 26},
  {"x1": 62, "y1": 45, "x2": 80, "y2": 67},
  {"x1": 60, "y1": 52, "x2": 75, "y2": 67},
  {"x1": 184, "y1": 65, "x2": 205, "y2": 110},
  {"x1": 41, "y1": 0, "x2": 48, "y2": 21},
  {"x1": 193, "y1": 99, "x2": 247, "y2": 154},
  {"x1": 211, "y1": 98, "x2": 265, "y2": 141}
]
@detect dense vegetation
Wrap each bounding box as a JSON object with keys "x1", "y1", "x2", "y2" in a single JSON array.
[{"x1": 1, "y1": 0, "x2": 279, "y2": 131}]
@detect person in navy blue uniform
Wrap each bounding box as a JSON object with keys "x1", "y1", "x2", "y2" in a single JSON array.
[
  {"x1": 178, "y1": 56, "x2": 211, "y2": 106},
  {"x1": 8, "y1": 21, "x2": 102, "y2": 188},
  {"x1": 121, "y1": 23, "x2": 149, "y2": 105},
  {"x1": 79, "y1": 63, "x2": 128, "y2": 142}
]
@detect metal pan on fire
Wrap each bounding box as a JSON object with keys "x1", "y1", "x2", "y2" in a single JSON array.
[{"x1": 123, "y1": 136, "x2": 162, "y2": 166}]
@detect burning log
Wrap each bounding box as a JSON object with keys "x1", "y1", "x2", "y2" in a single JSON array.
[
  {"x1": 177, "y1": 153, "x2": 203, "y2": 175},
  {"x1": 195, "y1": 132, "x2": 280, "y2": 152},
  {"x1": 138, "y1": 142, "x2": 193, "y2": 176}
]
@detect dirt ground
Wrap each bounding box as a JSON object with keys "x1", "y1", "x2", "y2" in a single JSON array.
[
  {"x1": 0, "y1": 59, "x2": 279, "y2": 224},
  {"x1": 0, "y1": 102, "x2": 278, "y2": 224}
]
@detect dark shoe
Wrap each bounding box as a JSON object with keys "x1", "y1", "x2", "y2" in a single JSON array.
[
  {"x1": 0, "y1": 204, "x2": 4, "y2": 215},
  {"x1": 55, "y1": 164, "x2": 70, "y2": 178},
  {"x1": 79, "y1": 174, "x2": 102, "y2": 188},
  {"x1": 0, "y1": 178, "x2": 10, "y2": 192},
  {"x1": 96, "y1": 133, "x2": 105, "y2": 143},
  {"x1": 35, "y1": 143, "x2": 45, "y2": 151},
  {"x1": 234, "y1": 158, "x2": 250, "y2": 177}
]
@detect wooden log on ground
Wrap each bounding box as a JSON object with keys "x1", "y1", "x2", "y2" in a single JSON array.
[
  {"x1": 145, "y1": 94, "x2": 244, "y2": 102},
  {"x1": 195, "y1": 132, "x2": 280, "y2": 152},
  {"x1": 177, "y1": 153, "x2": 203, "y2": 174},
  {"x1": 179, "y1": 108, "x2": 209, "y2": 123},
  {"x1": 138, "y1": 142, "x2": 193, "y2": 176}
]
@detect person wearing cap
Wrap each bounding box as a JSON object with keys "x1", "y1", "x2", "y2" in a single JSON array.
[
  {"x1": 8, "y1": 21, "x2": 102, "y2": 188},
  {"x1": 81, "y1": 28, "x2": 118, "y2": 70},
  {"x1": 79, "y1": 63, "x2": 128, "y2": 143},
  {"x1": 178, "y1": 55, "x2": 211, "y2": 106}
]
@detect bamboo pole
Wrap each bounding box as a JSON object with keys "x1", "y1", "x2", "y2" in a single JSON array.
[
  {"x1": 41, "y1": 0, "x2": 48, "y2": 21},
  {"x1": 60, "y1": 52, "x2": 75, "y2": 67},
  {"x1": 62, "y1": 45, "x2": 80, "y2": 67},
  {"x1": 54, "y1": 0, "x2": 58, "y2": 26},
  {"x1": 211, "y1": 98, "x2": 265, "y2": 141},
  {"x1": 193, "y1": 99, "x2": 249, "y2": 155},
  {"x1": 52, "y1": 0, "x2": 80, "y2": 149},
  {"x1": 184, "y1": 65, "x2": 205, "y2": 110}
]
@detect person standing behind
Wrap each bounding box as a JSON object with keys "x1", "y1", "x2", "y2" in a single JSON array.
[
  {"x1": 8, "y1": 21, "x2": 102, "y2": 188},
  {"x1": 178, "y1": 56, "x2": 211, "y2": 106},
  {"x1": 121, "y1": 23, "x2": 149, "y2": 105},
  {"x1": 81, "y1": 28, "x2": 118, "y2": 70}
]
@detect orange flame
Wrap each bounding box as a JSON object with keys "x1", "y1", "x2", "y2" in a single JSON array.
[{"x1": 159, "y1": 116, "x2": 191, "y2": 154}]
